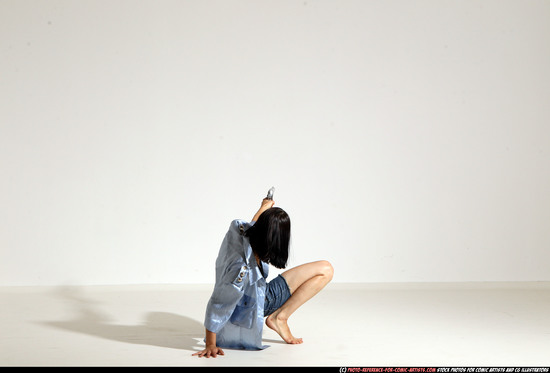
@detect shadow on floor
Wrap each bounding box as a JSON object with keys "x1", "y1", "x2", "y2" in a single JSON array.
[{"x1": 36, "y1": 286, "x2": 204, "y2": 352}]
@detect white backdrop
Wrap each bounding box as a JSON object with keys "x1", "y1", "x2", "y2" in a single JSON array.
[{"x1": 1, "y1": 0, "x2": 549, "y2": 286}]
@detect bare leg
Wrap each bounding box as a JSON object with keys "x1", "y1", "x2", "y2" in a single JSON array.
[{"x1": 265, "y1": 260, "x2": 333, "y2": 344}]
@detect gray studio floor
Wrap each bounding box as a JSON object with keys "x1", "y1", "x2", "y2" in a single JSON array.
[{"x1": 1, "y1": 282, "x2": 549, "y2": 366}]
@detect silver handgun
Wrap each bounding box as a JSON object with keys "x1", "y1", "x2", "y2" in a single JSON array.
[{"x1": 266, "y1": 186, "x2": 275, "y2": 200}]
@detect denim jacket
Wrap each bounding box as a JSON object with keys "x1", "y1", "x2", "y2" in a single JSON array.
[{"x1": 204, "y1": 219, "x2": 269, "y2": 350}]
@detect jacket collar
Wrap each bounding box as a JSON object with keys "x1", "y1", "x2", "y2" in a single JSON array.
[
  {"x1": 243, "y1": 238, "x2": 267, "y2": 285},
  {"x1": 239, "y1": 222, "x2": 268, "y2": 285}
]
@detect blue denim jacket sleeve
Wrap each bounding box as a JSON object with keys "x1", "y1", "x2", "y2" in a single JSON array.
[
  {"x1": 203, "y1": 219, "x2": 268, "y2": 349},
  {"x1": 204, "y1": 261, "x2": 248, "y2": 334}
]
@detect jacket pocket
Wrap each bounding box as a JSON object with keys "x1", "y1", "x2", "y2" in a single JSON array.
[{"x1": 230, "y1": 293, "x2": 256, "y2": 329}]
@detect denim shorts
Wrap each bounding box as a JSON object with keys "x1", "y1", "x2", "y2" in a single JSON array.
[{"x1": 264, "y1": 274, "x2": 291, "y2": 317}]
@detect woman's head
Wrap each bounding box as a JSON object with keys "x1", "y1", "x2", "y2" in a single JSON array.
[{"x1": 245, "y1": 207, "x2": 290, "y2": 269}]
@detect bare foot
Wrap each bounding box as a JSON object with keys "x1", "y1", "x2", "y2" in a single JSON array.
[{"x1": 266, "y1": 313, "x2": 303, "y2": 344}]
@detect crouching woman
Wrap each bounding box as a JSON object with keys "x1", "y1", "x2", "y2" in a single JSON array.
[{"x1": 193, "y1": 198, "x2": 333, "y2": 358}]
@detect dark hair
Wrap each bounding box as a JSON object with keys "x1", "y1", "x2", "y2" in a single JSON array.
[{"x1": 245, "y1": 207, "x2": 290, "y2": 269}]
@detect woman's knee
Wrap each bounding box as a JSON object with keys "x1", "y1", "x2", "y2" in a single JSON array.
[{"x1": 318, "y1": 260, "x2": 334, "y2": 281}]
